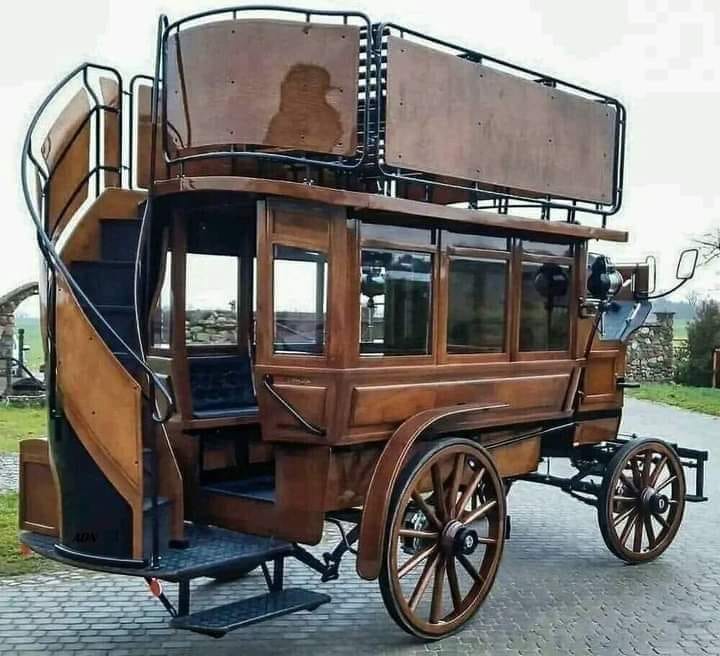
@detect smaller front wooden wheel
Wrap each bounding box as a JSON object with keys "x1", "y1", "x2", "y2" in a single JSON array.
[
  {"x1": 379, "y1": 438, "x2": 506, "y2": 640},
  {"x1": 598, "y1": 438, "x2": 686, "y2": 563}
]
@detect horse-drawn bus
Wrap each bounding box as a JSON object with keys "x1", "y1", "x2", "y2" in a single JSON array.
[{"x1": 18, "y1": 7, "x2": 708, "y2": 640}]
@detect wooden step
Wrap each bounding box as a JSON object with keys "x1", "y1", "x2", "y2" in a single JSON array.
[{"x1": 170, "y1": 588, "x2": 331, "y2": 638}]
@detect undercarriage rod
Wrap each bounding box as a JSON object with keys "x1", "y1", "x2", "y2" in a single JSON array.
[{"x1": 520, "y1": 471, "x2": 600, "y2": 506}]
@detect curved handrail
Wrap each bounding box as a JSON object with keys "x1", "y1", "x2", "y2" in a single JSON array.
[
  {"x1": 262, "y1": 374, "x2": 326, "y2": 437},
  {"x1": 21, "y1": 62, "x2": 174, "y2": 423}
]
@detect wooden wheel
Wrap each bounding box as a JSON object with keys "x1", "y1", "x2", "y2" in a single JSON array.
[
  {"x1": 379, "y1": 438, "x2": 506, "y2": 640},
  {"x1": 598, "y1": 438, "x2": 686, "y2": 563}
]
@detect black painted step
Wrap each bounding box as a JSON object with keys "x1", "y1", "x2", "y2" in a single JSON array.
[
  {"x1": 100, "y1": 219, "x2": 141, "y2": 262},
  {"x1": 170, "y1": 588, "x2": 331, "y2": 638},
  {"x1": 70, "y1": 261, "x2": 135, "y2": 306},
  {"x1": 85, "y1": 304, "x2": 139, "y2": 353},
  {"x1": 202, "y1": 476, "x2": 275, "y2": 503}
]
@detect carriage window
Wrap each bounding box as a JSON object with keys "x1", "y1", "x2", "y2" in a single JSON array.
[
  {"x1": 519, "y1": 263, "x2": 571, "y2": 351},
  {"x1": 151, "y1": 251, "x2": 172, "y2": 348},
  {"x1": 273, "y1": 246, "x2": 327, "y2": 354},
  {"x1": 447, "y1": 259, "x2": 507, "y2": 353},
  {"x1": 522, "y1": 240, "x2": 573, "y2": 257},
  {"x1": 186, "y1": 254, "x2": 239, "y2": 345},
  {"x1": 444, "y1": 231, "x2": 510, "y2": 251},
  {"x1": 360, "y1": 249, "x2": 432, "y2": 356}
]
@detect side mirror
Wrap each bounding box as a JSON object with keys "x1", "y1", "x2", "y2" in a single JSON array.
[{"x1": 676, "y1": 248, "x2": 698, "y2": 281}]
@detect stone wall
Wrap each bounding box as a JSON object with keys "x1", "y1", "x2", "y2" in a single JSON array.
[
  {"x1": 625, "y1": 311, "x2": 674, "y2": 382},
  {"x1": 186, "y1": 309, "x2": 238, "y2": 345},
  {"x1": 0, "y1": 282, "x2": 39, "y2": 398}
]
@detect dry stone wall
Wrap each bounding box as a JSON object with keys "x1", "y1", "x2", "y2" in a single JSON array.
[{"x1": 625, "y1": 311, "x2": 674, "y2": 382}]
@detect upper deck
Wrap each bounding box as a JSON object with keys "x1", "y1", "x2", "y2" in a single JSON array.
[{"x1": 144, "y1": 7, "x2": 625, "y2": 239}]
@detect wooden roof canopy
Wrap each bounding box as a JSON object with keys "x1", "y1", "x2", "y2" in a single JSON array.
[{"x1": 148, "y1": 8, "x2": 627, "y2": 243}]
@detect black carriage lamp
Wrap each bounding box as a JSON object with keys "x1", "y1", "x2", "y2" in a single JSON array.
[
  {"x1": 587, "y1": 254, "x2": 624, "y2": 301},
  {"x1": 533, "y1": 262, "x2": 570, "y2": 349}
]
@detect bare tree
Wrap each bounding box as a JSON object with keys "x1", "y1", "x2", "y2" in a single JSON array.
[{"x1": 696, "y1": 229, "x2": 720, "y2": 264}]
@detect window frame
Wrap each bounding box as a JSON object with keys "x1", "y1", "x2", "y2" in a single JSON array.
[
  {"x1": 353, "y1": 220, "x2": 438, "y2": 367},
  {"x1": 513, "y1": 241, "x2": 576, "y2": 361},
  {"x1": 441, "y1": 244, "x2": 512, "y2": 364}
]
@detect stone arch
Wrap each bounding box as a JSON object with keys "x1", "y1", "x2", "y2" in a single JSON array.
[{"x1": 0, "y1": 281, "x2": 40, "y2": 375}]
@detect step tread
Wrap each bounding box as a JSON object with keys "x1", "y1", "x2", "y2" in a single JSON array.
[
  {"x1": 170, "y1": 588, "x2": 331, "y2": 637},
  {"x1": 202, "y1": 476, "x2": 275, "y2": 503}
]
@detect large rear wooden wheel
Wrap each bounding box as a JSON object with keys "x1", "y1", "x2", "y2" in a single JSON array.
[
  {"x1": 598, "y1": 438, "x2": 686, "y2": 563},
  {"x1": 379, "y1": 438, "x2": 506, "y2": 640}
]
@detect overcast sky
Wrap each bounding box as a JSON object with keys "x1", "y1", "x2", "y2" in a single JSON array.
[{"x1": 2, "y1": 0, "x2": 719, "y2": 305}]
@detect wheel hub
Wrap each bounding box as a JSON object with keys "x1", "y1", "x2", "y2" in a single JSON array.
[{"x1": 441, "y1": 520, "x2": 480, "y2": 556}]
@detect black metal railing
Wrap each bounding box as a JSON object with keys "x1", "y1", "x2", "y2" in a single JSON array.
[
  {"x1": 371, "y1": 23, "x2": 627, "y2": 225},
  {"x1": 153, "y1": 6, "x2": 373, "y2": 178}
]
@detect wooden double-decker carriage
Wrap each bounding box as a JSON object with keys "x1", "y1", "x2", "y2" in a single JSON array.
[{"x1": 18, "y1": 7, "x2": 708, "y2": 640}]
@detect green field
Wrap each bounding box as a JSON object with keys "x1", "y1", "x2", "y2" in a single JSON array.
[
  {"x1": 628, "y1": 383, "x2": 720, "y2": 416},
  {"x1": 0, "y1": 406, "x2": 46, "y2": 454},
  {"x1": 13, "y1": 316, "x2": 43, "y2": 372},
  {"x1": 0, "y1": 493, "x2": 57, "y2": 576}
]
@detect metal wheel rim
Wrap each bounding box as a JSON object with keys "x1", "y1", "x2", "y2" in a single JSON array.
[{"x1": 603, "y1": 440, "x2": 685, "y2": 562}]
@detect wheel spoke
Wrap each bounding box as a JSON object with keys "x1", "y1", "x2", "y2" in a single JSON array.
[
  {"x1": 431, "y1": 464, "x2": 448, "y2": 522},
  {"x1": 446, "y1": 557, "x2": 463, "y2": 612},
  {"x1": 461, "y1": 499, "x2": 497, "y2": 525},
  {"x1": 409, "y1": 551, "x2": 439, "y2": 612},
  {"x1": 398, "y1": 543, "x2": 437, "y2": 579},
  {"x1": 429, "y1": 555, "x2": 447, "y2": 624},
  {"x1": 652, "y1": 511, "x2": 670, "y2": 531},
  {"x1": 633, "y1": 513, "x2": 643, "y2": 552},
  {"x1": 649, "y1": 455, "x2": 668, "y2": 488},
  {"x1": 612, "y1": 496, "x2": 637, "y2": 503},
  {"x1": 398, "y1": 529, "x2": 439, "y2": 540},
  {"x1": 619, "y1": 472, "x2": 639, "y2": 494},
  {"x1": 613, "y1": 505, "x2": 637, "y2": 528},
  {"x1": 656, "y1": 475, "x2": 677, "y2": 494},
  {"x1": 630, "y1": 459, "x2": 642, "y2": 491},
  {"x1": 455, "y1": 467, "x2": 485, "y2": 517},
  {"x1": 619, "y1": 509, "x2": 639, "y2": 546},
  {"x1": 457, "y1": 553, "x2": 484, "y2": 584},
  {"x1": 411, "y1": 492, "x2": 443, "y2": 532},
  {"x1": 447, "y1": 454, "x2": 465, "y2": 520},
  {"x1": 644, "y1": 513, "x2": 656, "y2": 550},
  {"x1": 643, "y1": 451, "x2": 652, "y2": 487}
]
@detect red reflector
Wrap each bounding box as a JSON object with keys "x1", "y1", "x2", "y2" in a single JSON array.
[{"x1": 147, "y1": 578, "x2": 163, "y2": 597}]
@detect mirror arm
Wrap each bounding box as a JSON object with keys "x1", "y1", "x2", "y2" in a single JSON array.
[{"x1": 639, "y1": 278, "x2": 690, "y2": 301}]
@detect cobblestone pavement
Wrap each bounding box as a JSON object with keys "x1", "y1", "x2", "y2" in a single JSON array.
[
  {"x1": 0, "y1": 398, "x2": 718, "y2": 655},
  {"x1": 0, "y1": 455, "x2": 18, "y2": 493}
]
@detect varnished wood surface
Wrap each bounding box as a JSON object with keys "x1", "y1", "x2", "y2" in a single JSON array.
[
  {"x1": 41, "y1": 89, "x2": 90, "y2": 233},
  {"x1": 165, "y1": 19, "x2": 360, "y2": 155},
  {"x1": 58, "y1": 188, "x2": 146, "y2": 263},
  {"x1": 100, "y1": 77, "x2": 121, "y2": 188},
  {"x1": 18, "y1": 439, "x2": 59, "y2": 537},
  {"x1": 55, "y1": 280, "x2": 144, "y2": 558},
  {"x1": 154, "y1": 176, "x2": 628, "y2": 243},
  {"x1": 385, "y1": 37, "x2": 617, "y2": 204}
]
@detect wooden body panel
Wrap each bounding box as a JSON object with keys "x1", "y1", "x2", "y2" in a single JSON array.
[
  {"x1": 385, "y1": 36, "x2": 616, "y2": 204},
  {"x1": 165, "y1": 19, "x2": 360, "y2": 155},
  {"x1": 100, "y1": 77, "x2": 121, "y2": 188},
  {"x1": 42, "y1": 89, "x2": 90, "y2": 234},
  {"x1": 19, "y1": 439, "x2": 60, "y2": 537},
  {"x1": 55, "y1": 281, "x2": 144, "y2": 558}
]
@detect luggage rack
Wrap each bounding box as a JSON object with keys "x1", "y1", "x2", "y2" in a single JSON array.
[{"x1": 371, "y1": 22, "x2": 627, "y2": 224}]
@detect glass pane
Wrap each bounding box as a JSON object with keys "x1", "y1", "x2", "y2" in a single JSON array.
[
  {"x1": 362, "y1": 222, "x2": 435, "y2": 247},
  {"x1": 522, "y1": 240, "x2": 573, "y2": 257},
  {"x1": 520, "y1": 263, "x2": 571, "y2": 351},
  {"x1": 273, "y1": 246, "x2": 327, "y2": 354},
  {"x1": 445, "y1": 231, "x2": 509, "y2": 251},
  {"x1": 151, "y1": 252, "x2": 172, "y2": 348},
  {"x1": 186, "y1": 254, "x2": 239, "y2": 345},
  {"x1": 360, "y1": 249, "x2": 432, "y2": 356},
  {"x1": 447, "y1": 259, "x2": 506, "y2": 354}
]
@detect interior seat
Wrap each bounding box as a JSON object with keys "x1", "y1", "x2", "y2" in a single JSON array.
[{"x1": 188, "y1": 353, "x2": 257, "y2": 419}]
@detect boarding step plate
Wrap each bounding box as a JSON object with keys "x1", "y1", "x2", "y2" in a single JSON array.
[{"x1": 170, "y1": 588, "x2": 331, "y2": 638}]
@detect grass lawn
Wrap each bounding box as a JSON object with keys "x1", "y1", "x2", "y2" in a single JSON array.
[
  {"x1": 0, "y1": 493, "x2": 58, "y2": 576},
  {"x1": 0, "y1": 406, "x2": 46, "y2": 454},
  {"x1": 628, "y1": 383, "x2": 720, "y2": 416}
]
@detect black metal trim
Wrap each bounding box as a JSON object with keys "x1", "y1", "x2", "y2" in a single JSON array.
[
  {"x1": 262, "y1": 374, "x2": 326, "y2": 436},
  {"x1": 53, "y1": 543, "x2": 147, "y2": 569}
]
